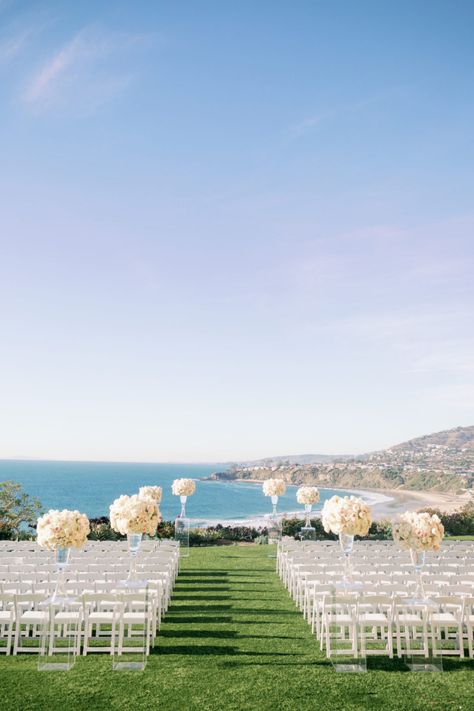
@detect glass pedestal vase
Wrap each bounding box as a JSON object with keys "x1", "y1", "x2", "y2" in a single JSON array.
[
  {"x1": 337, "y1": 533, "x2": 361, "y2": 590},
  {"x1": 407, "y1": 549, "x2": 427, "y2": 603},
  {"x1": 121, "y1": 533, "x2": 147, "y2": 588},
  {"x1": 49, "y1": 547, "x2": 71, "y2": 604},
  {"x1": 267, "y1": 495, "x2": 282, "y2": 557},
  {"x1": 38, "y1": 598, "x2": 80, "y2": 671},
  {"x1": 300, "y1": 504, "x2": 316, "y2": 541},
  {"x1": 175, "y1": 497, "x2": 190, "y2": 557},
  {"x1": 327, "y1": 585, "x2": 366, "y2": 673},
  {"x1": 113, "y1": 583, "x2": 149, "y2": 671}
]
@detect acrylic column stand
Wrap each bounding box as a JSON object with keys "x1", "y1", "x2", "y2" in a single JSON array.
[
  {"x1": 401, "y1": 550, "x2": 442, "y2": 672},
  {"x1": 38, "y1": 599, "x2": 80, "y2": 671},
  {"x1": 327, "y1": 534, "x2": 366, "y2": 672},
  {"x1": 175, "y1": 495, "x2": 190, "y2": 558},
  {"x1": 328, "y1": 584, "x2": 366, "y2": 673},
  {"x1": 300, "y1": 504, "x2": 316, "y2": 541},
  {"x1": 113, "y1": 583, "x2": 150, "y2": 671}
]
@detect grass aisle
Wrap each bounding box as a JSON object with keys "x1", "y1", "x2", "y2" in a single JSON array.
[{"x1": 0, "y1": 546, "x2": 473, "y2": 711}]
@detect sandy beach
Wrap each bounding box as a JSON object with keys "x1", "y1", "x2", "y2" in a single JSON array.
[{"x1": 191, "y1": 484, "x2": 472, "y2": 528}]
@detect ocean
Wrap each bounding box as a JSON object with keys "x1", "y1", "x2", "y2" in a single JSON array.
[{"x1": 0, "y1": 459, "x2": 359, "y2": 523}]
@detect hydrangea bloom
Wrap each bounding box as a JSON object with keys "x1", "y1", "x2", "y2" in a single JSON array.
[
  {"x1": 37, "y1": 509, "x2": 90, "y2": 550},
  {"x1": 321, "y1": 495, "x2": 372, "y2": 536}
]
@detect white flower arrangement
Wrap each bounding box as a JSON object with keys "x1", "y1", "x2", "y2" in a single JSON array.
[
  {"x1": 37, "y1": 509, "x2": 90, "y2": 550},
  {"x1": 296, "y1": 486, "x2": 320, "y2": 505},
  {"x1": 321, "y1": 495, "x2": 372, "y2": 537},
  {"x1": 110, "y1": 494, "x2": 159, "y2": 536},
  {"x1": 171, "y1": 478, "x2": 196, "y2": 496},
  {"x1": 138, "y1": 486, "x2": 162, "y2": 504},
  {"x1": 392, "y1": 511, "x2": 444, "y2": 551},
  {"x1": 262, "y1": 479, "x2": 286, "y2": 497}
]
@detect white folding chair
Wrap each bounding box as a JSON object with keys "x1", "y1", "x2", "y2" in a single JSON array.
[
  {"x1": 82, "y1": 593, "x2": 122, "y2": 655},
  {"x1": 0, "y1": 593, "x2": 15, "y2": 655}
]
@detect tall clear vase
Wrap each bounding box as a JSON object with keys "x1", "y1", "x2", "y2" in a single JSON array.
[
  {"x1": 51, "y1": 547, "x2": 71, "y2": 603},
  {"x1": 126, "y1": 533, "x2": 143, "y2": 584},
  {"x1": 339, "y1": 533, "x2": 355, "y2": 588},
  {"x1": 300, "y1": 504, "x2": 316, "y2": 541},
  {"x1": 410, "y1": 548, "x2": 426, "y2": 601},
  {"x1": 267, "y1": 495, "x2": 282, "y2": 555},
  {"x1": 175, "y1": 496, "x2": 190, "y2": 557}
]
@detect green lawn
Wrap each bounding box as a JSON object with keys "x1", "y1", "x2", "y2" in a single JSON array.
[
  {"x1": 447, "y1": 535, "x2": 474, "y2": 541},
  {"x1": 1, "y1": 545, "x2": 473, "y2": 711}
]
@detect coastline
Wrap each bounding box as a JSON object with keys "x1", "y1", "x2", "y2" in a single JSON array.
[{"x1": 191, "y1": 482, "x2": 471, "y2": 528}]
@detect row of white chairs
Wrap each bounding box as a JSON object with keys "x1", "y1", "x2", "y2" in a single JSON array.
[
  {"x1": 0, "y1": 591, "x2": 156, "y2": 657},
  {"x1": 0, "y1": 540, "x2": 180, "y2": 657},
  {"x1": 278, "y1": 538, "x2": 474, "y2": 659}
]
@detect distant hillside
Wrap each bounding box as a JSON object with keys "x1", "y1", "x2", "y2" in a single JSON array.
[
  {"x1": 219, "y1": 425, "x2": 474, "y2": 493},
  {"x1": 387, "y1": 425, "x2": 474, "y2": 453},
  {"x1": 231, "y1": 453, "x2": 351, "y2": 467}
]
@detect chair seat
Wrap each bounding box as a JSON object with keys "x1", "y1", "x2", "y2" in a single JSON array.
[
  {"x1": 20, "y1": 611, "x2": 48, "y2": 623},
  {"x1": 328, "y1": 614, "x2": 353, "y2": 623},
  {"x1": 123, "y1": 612, "x2": 146, "y2": 622},
  {"x1": 431, "y1": 613, "x2": 458, "y2": 623},
  {"x1": 89, "y1": 612, "x2": 118, "y2": 621},
  {"x1": 54, "y1": 611, "x2": 81, "y2": 623},
  {"x1": 397, "y1": 614, "x2": 422, "y2": 623},
  {"x1": 0, "y1": 611, "x2": 14, "y2": 622},
  {"x1": 359, "y1": 613, "x2": 389, "y2": 624}
]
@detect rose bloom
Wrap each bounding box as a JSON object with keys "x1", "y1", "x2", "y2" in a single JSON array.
[
  {"x1": 109, "y1": 494, "x2": 159, "y2": 536},
  {"x1": 321, "y1": 495, "x2": 372, "y2": 537},
  {"x1": 171, "y1": 478, "x2": 196, "y2": 496},
  {"x1": 296, "y1": 486, "x2": 320, "y2": 505},
  {"x1": 393, "y1": 511, "x2": 444, "y2": 551},
  {"x1": 138, "y1": 486, "x2": 162, "y2": 503},
  {"x1": 37, "y1": 509, "x2": 90, "y2": 550},
  {"x1": 262, "y1": 479, "x2": 286, "y2": 497}
]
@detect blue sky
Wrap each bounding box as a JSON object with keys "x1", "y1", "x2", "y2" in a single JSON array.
[{"x1": 0, "y1": 1, "x2": 473, "y2": 461}]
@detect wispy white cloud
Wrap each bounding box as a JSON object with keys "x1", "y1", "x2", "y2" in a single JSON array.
[
  {"x1": 22, "y1": 25, "x2": 152, "y2": 114},
  {"x1": 290, "y1": 112, "x2": 331, "y2": 138},
  {"x1": 0, "y1": 28, "x2": 29, "y2": 62},
  {"x1": 0, "y1": 20, "x2": 44, "y2": 64},
  {"x1": 290, "y1": 87, "x2": 407, "y2": 139}
]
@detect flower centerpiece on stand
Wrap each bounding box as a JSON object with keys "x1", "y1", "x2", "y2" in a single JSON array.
[
  {"x1": 262, "y1": 479, "x2": 286, "y2": 551},
  {"x1": 110, "y1": 494, "x2": 159, "y2": 582},
  {"x1": 296, "y1": 486, "x2": 320, "y2": 538},
  {"x1": 37, "y1": 509, "x2": 90, "y2": 602},
  {"x1": 171, "y1": 478, "x2": 196, "y2": 518},
  {"x1": 321, "y1": 495, "x2": 372, "y2": 586},
  {"x1": 262, "y1": 478, "x2": 286, "y2": 515},
  {"x1": 171, "y1": 479, "x2": 196, "y2": 557},
  {"x1": 392, "y1": 510, "x2": 444, "y2": 600}
]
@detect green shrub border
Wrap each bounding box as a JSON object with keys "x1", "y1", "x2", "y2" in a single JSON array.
[{"x1": 4, "y1": 503, "x2": 473, "y2": 545}]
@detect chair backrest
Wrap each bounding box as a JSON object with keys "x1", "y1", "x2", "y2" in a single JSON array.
[{"x1": 431, "y1": 596, "x2": 464, "y2": 613}]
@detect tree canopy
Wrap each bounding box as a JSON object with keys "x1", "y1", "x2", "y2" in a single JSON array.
[{"x1": 0, "y1": 480, "x2": 43, "y2": 539}]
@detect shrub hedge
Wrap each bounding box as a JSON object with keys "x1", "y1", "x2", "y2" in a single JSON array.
[{"x1": 4, "y1": 503, "x2": 473, "y2": 544}]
